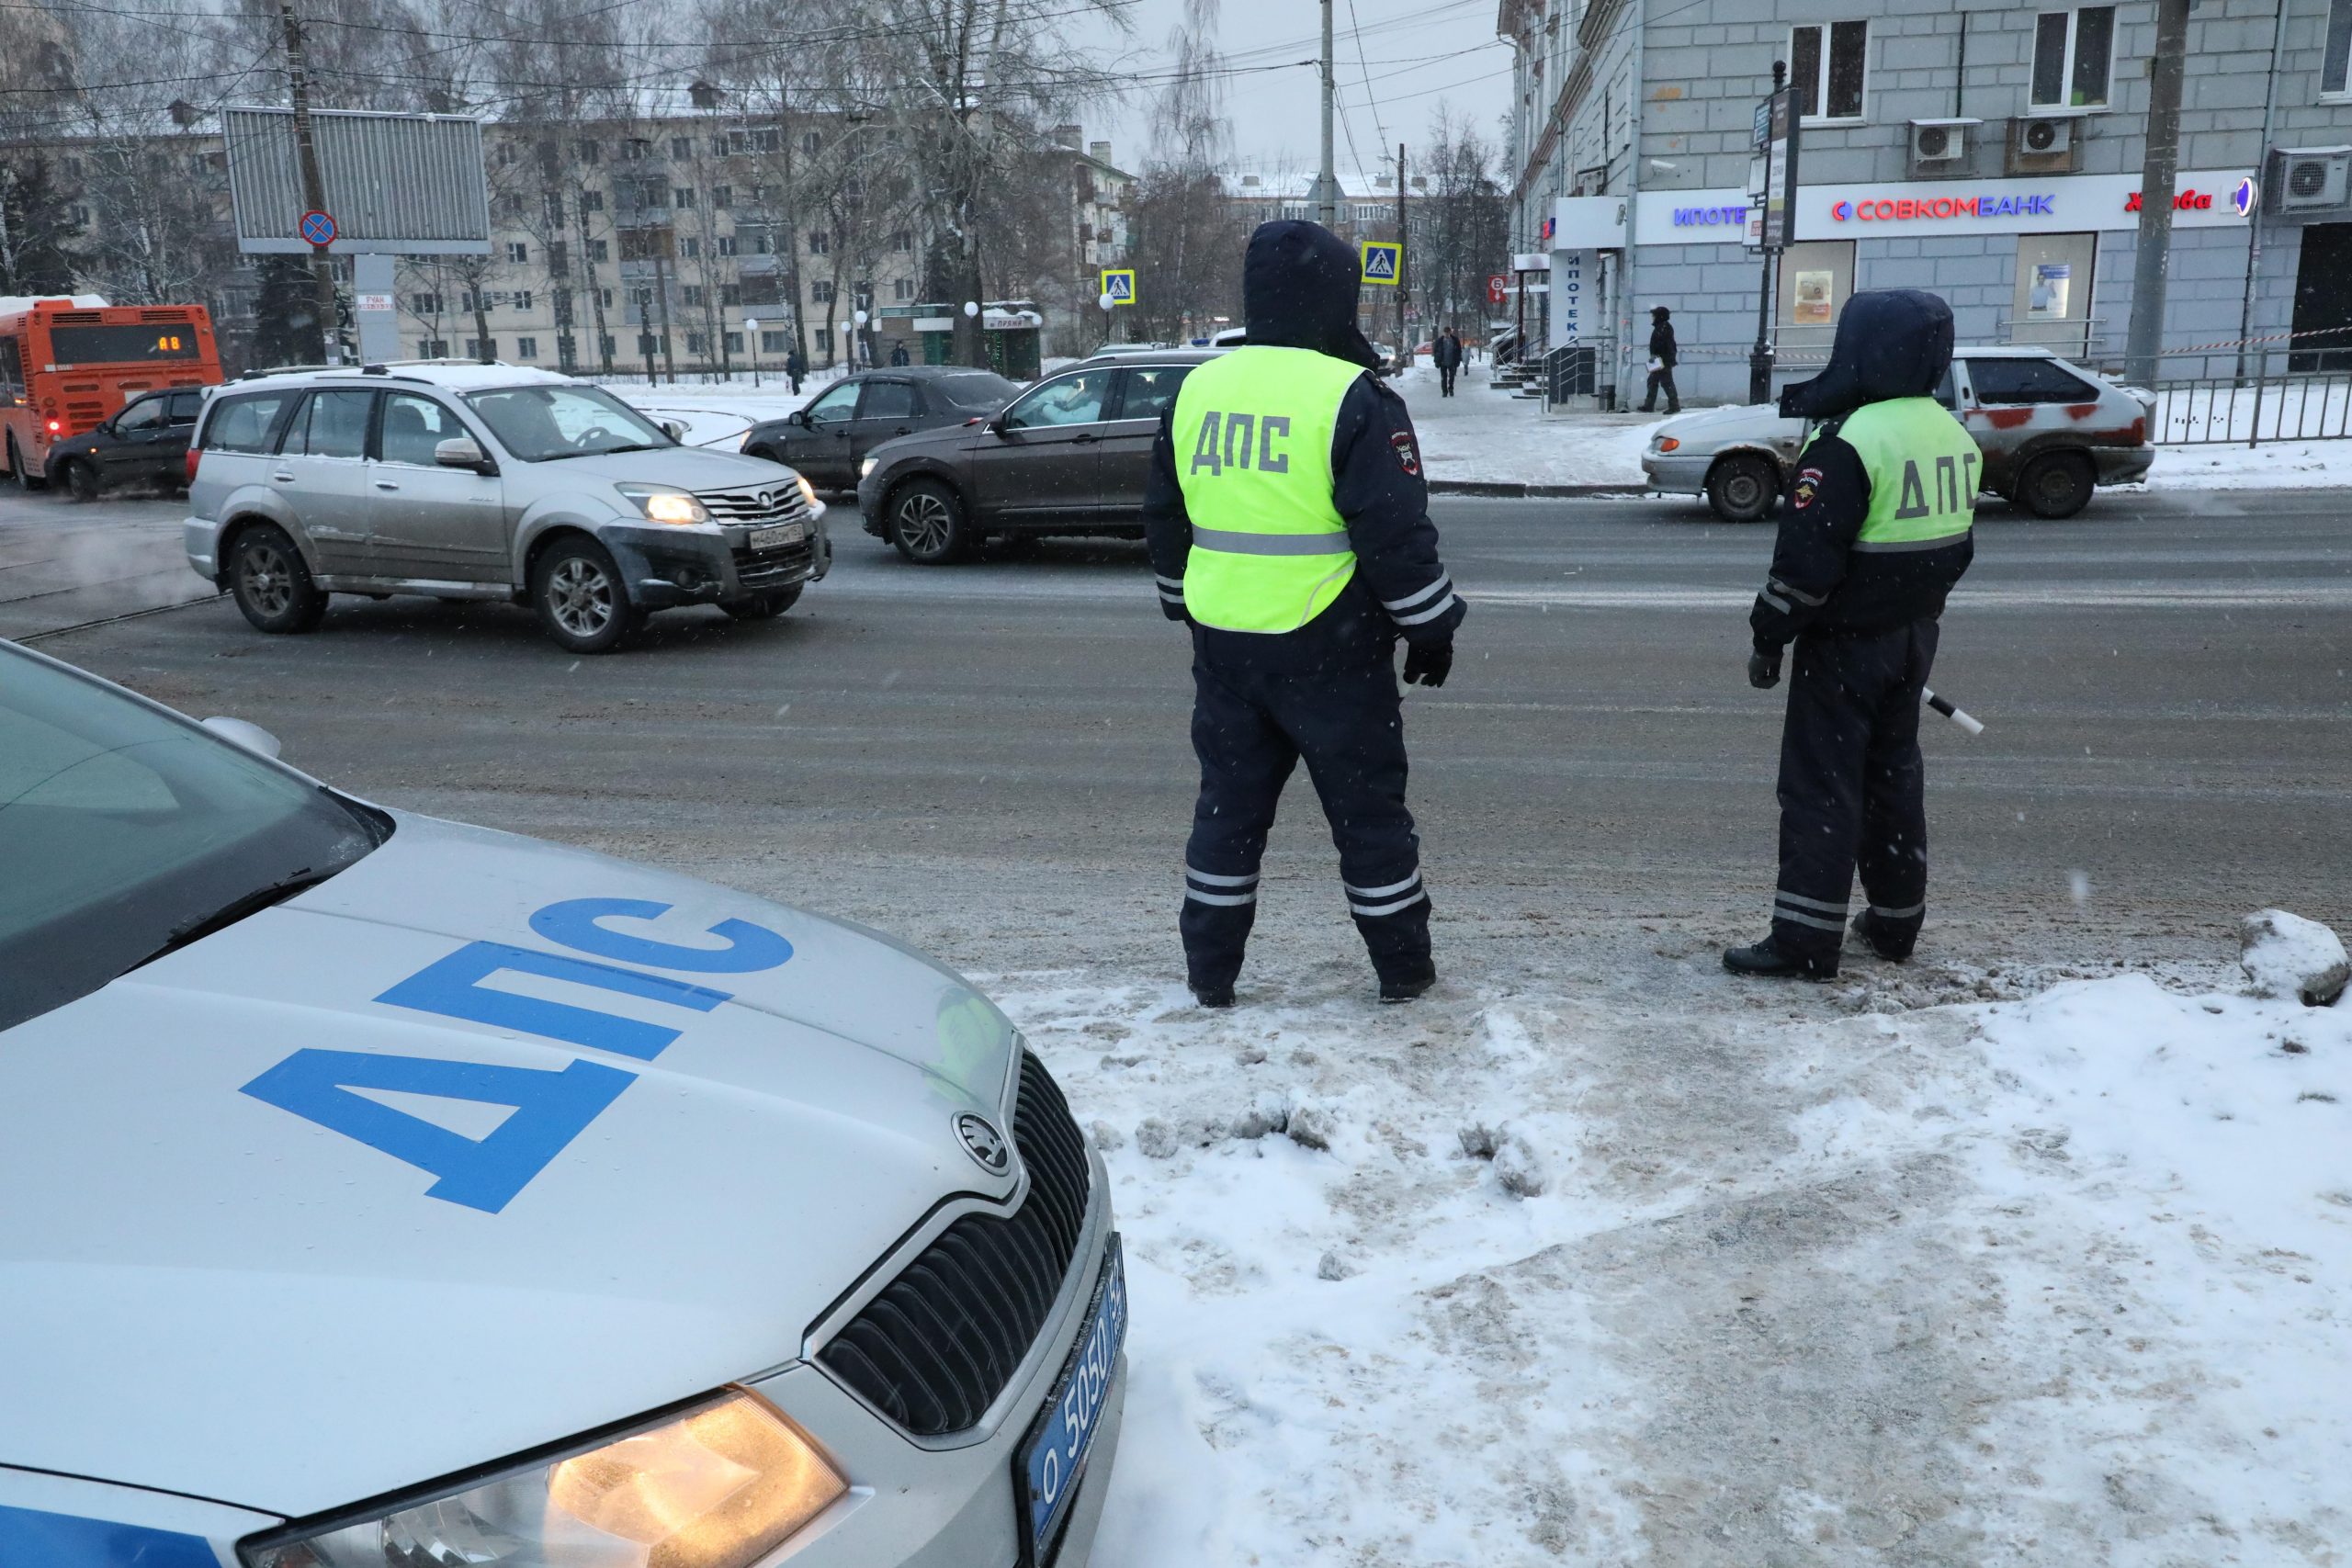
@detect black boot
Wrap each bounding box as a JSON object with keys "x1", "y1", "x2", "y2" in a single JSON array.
[
  {"x1": 1190, "y1": 979, "x2": 1237, "y2": 1009},
  {"x1": 1849, "y1": 909, "x2": 1915, "y2": 962},
  {"x1": 1378, "y1": 960, "x2": 1437, "y2": 1003},
  {"x1": 1722, "y1": 935, "x2": 1838, "y2": 981}
]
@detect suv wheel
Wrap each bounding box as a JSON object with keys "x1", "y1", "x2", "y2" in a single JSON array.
[
  {"x1": 1705, "y1": 454, "x2": 1778, "y2": 522},
  {"x1": 720, "y1": 586, "x2": 802, "y2": 620},
  {"x1": 8, "y1": 435, "x2": 45, "y2": 491},
  {"x1": 2016, "y1": 450, "x2": 2094, "y2": 520},
  {"x1": 532, "y1": 536, "x2": 633, "y2": 653},
  {"x1": 229, "y1": 524, "x2": 329, "y2": 634},
  {"x1": 61, "y1": 458, "x2": 99, "y2": 502},
  {"x1": 887, "y1": 479, "x2": 969, "y2": 564}
]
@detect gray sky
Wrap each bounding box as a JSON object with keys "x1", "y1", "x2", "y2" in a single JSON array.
[{"x1": 1080, "y1": 0, "x2": 1516, "y2": 180}]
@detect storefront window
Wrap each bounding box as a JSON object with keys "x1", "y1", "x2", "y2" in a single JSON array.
[
  {"x1": 1790, "y1": 21, "x2": 1868, "y2": 122},
  {"x1": 2030, "y1": 7, "x2": 2115, "y2": 109}
]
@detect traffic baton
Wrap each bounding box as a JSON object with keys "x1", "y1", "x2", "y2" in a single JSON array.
[{"x1": 1921, "y1": 687, "x2": 1984, "y2": 736}]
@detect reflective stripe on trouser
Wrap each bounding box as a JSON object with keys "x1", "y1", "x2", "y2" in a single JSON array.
[
  {"x1": 1181, "y1": 653, "x2": 1430, "y2": 989},
  {"x1": 1770, "y1": 618, "x2": 1939, "y2": 960}
]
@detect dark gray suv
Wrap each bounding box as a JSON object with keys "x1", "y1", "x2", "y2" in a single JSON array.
[
  {"x1": 741, "y1": 368, "x2": 1020, "y2": 491},
  {"x1": 854, "y1": 352, "x2": 1216, "y2": 563}
]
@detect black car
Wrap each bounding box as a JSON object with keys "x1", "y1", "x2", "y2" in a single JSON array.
[
  {"x1": 49, "y1": 387, "x2": 207, "y2": 501},
  {"x1": 741, "y1": 367, "x2": 1020, "y2": 491},
  {"x1": 854, "y1": 351, "x2": 1216, "y2": 563}
]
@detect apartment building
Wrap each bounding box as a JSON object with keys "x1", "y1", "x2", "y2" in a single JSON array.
[{"x1": 1498, "y1": 0, "x2": 2352, "y2": 401}]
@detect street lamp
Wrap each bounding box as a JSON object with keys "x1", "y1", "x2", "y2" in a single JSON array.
[
  {"x1": 1099, "y1": 290, "x2": 1115, "y2": 349},
  {"x1": 745, "y1": 316, "x2": 761, "y2": 388},
  {"x1": 962, "y1": 299, "x2": 982, "y2": 369}
]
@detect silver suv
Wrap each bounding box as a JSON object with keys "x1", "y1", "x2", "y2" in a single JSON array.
[{"x1": 183, "y1": 362, "x2": 830, "y2": 653}]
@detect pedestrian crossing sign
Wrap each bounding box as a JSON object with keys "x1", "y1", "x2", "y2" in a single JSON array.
[
  {"x1": 1360, "y1": 242, "x2": 1402, "y2": 286},
  {"x1": 1100, "y1": 268, "x2": 1136, "y2": 304}
]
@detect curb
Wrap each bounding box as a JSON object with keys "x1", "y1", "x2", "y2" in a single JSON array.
[{"x1": 1427, "y1": 479, "x2": 1657, "y2": 499}]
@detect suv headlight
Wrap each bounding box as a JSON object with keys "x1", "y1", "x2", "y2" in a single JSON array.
[
  {"x1": 797, "y1": 473, "x2": 820, "y2": 508},
  {"x1": 858, "y1": 457, "x2": 877, "y2": 479},
  {"x1": 243, "y1": 1390, "x2": 847, "y2": 1568},
  {"x1": 615, "y1": 483, "x2": 710, "y2": 525}
]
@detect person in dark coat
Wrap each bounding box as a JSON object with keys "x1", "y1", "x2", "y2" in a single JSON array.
[
  {"x1": 783, "y1": 344, "x2": 807, "y2": 393},
  {"x1": 1431, "y1": 326, "x2": 1464, "y2": 397},
  {"x1": 888, "y1": 340, "x2": 910, "y2": 367},
  {"x1": 1724, "y1": 289, "x2": 1977, "y2": 980},
  {"x1": 1641, "y1": 305, "x2": 1679, "y2": 413},
  {"x1": 1143, "y1": 221, "x2": 1467, "y2": 1007}
]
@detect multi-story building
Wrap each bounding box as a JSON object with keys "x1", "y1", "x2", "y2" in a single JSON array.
[
  {"x1": 12, "y1": 96, "x2": 1128, "y2": 377},
  {"x1": 1498, "y1": 1, "x2": 2352, "y2": 402}
]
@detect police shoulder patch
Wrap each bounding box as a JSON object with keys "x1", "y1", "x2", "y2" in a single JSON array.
[
  {"x1": 1792, "y1": 466, "x2": 1824, "y2": 510},
  {"x1": 1390, "y1": 430, "x2": 1420, "y2": 476}
]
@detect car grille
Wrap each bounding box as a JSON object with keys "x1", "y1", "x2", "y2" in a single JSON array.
[
  {"x1": 817, "y1": 1051, "x2": 1092, "y2": 1437},
  {"x1": 697, "y1": 483, "x2": 813, "y2": 527}
]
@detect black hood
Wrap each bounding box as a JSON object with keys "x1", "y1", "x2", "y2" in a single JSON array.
[
  {"x1": 1777, "y1": 288, "x2": 1954, "y2": 421},
  {"x1": 1242, "y1": 220, "x2": 1382, "y2": 370}
]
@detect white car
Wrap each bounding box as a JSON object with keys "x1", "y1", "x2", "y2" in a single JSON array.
[{"x1": 0, "y1": 638, "x2": 1125, "y2": 1568}]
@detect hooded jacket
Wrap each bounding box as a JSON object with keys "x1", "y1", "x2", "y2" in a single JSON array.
[
  {"x1": 1751, "y1": 289, "x2": 1974, "y2": 647},
  {"x1": 1647, "y1": 310, "x2": 1676, "y2": 369},
  {"x1": 1143, "y1": 221, "x2": 1465, "y2": 670}
]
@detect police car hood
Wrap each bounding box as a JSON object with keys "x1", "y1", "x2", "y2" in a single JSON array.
[{"x1": 0, "y1": 812, "x2": 1022, "y2": 1516}]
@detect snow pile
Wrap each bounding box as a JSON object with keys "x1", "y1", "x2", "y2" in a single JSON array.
[
  {"x1": 990, "y1": 955, "x2": 2350, "y2": 1563},
  {"x1": 604, "y1": 378, "x2": 828, "y2": 451},
  {"x1": 2239, "y1": 908, "x2": 2350, "y2": 1007}
]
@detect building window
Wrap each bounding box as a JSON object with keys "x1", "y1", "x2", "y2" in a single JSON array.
[
  {"x1": 890, "y1": 229, "x2": 912, "y2": 252},
  {"x1": 545, "y1": 192, "x2": 566, "y2": 224},
  {"x1": 801, "y1": 130, "x2": 821, "y2": 157},
  {"x1": 724, "y1": 331, "x2": 743, "y2": 355},
  {"x1": 548, "y1": 239, "x2": 569, "y2": 271},
  {"x1": 2031, "y1": 7, "x2": 2116, "y2": 108},
  {"x1": 598, "y1": 334, "x2": 616, "y2": 358},
  {"x1": 761, "y1": 330, "x2": 790, "y2": 354},
  {"x1": 670, "y1": 136, "x2": 693, "y2": 160},
  {"x1": 411, "y1": 292, "x2": 441, "y2": 314},
  {"x1": 717, "y1": 234, "x2": 738, "y2": 256},
  {"x1": 516, "y1": 335, "x2": 539, "y2": 359},
  {"x1": 719, "y1": 283, "x2": 741, "y2": 305},
  {"x1": 686, "y1": 331, "x2": 709, "y2": 355},
  {"x1": 712, "y1": 185, "x2": 732, "y2": 209},
  {"x1": 808, "y1": 230, "x2": 829, "y2": 254},
  {"x1": 810, "y1": 279, "x2": 835, "y2": 302},
  {"x1": 576, "y1": 139, "x2": 600, "y2": 164},
  {"x1": 601, "y1": 288, "x2": 614, "y2": 308},
  {"x1": 513, "y1": 288, "x2": 534, "y2": 312},
  {"x1": 674, "y1": 186, "x2": 696, "y2": 208},
  {"x1": 680, "y1": 236, "x2": 700, "y2": 258},
  {"x1": 589, "y1": 239, "x2": 609, "y2": 262},
  {"x1": 506, "y1": 241, "x2": 528, "y2": 264},
  {"x1": 499, "y1": 192, "x2": 526, "y2": 218},
  {"x1": 1789, "y1": 20, "x2": 1867, "y2": 122},
  {"x1": 2329, "y1": 0, "x2": 2352, "y2": 96},
  {"x1": 467, "y1": 337, "x2": 497, "y2": 358},
  {"x1": 582, "y1": 190, "x2": 605, "y2": 212},
  {"x1": 753, "y1": 128, "x2": 779, "y2": 152},
  {"x1": 420, "y1": 338, "x2": 448, "y2": 357},
  {"x1": 681, "y1": 284, "x2": 707, "y2": 307},
  {"x1": 623, "y1": 138, "x2": 650, "y2": 161},
  {"x1": 893, "y1": 277, "x2": 913, "y2": 299},
  {"x1": 67, "y1": 203, "x2": 91, "y2": 226}
]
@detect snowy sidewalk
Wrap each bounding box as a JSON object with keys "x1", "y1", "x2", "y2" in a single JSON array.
[{"x1": 1395, "y1": 362, "x2": 1662, "y2": 493}]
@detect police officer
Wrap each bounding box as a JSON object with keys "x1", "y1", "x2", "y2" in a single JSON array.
[
  {"x1": 1725, "y1": 289, "x2": 1975, "y2": 980},
  {"x1": 1144, "y1": 220, "x2": 1466, "y2": 1007}
]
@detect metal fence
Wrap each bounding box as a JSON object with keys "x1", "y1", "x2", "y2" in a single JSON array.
[{"x1": 2147, "y1": 343, "x2": 2352, "y2": 446}]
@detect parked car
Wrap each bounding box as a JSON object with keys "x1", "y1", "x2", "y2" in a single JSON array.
[
  {"x1": 0, "y1": 635, "x2": 1125, "y2": 1568},
  {"x1": 741, "y1": 368, "x2": 1021, "y2": 491},
  {"x1": 1643, "y1": 345, "x2": 2157, "y2": 523},
  {"x1": 184, "y1": 362, "x2": 830, "y2": 654},
  {"x1": 856, "y1": 350, "x2": 1214, "y2": 563},
  {"x1": 48, "y1": 386, "x2": 205, "y2": 500}
]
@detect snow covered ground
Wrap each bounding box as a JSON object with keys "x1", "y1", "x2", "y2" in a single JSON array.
[
  {"x1": 600, "y1": 373, "x2": 834, "y2": 450},
  {"x1": 975, "y1": 936, "x2": 2349, "y2": 1565}
]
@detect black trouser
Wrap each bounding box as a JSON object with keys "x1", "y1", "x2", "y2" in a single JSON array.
[
  {"x1": 1641, "y1": 368, "x2": 1679, "y2": 412},
  {"x1": 1438, "y1": 366, "x2": 1458, "y2": 396},
  {"x1": 1182, "y1": 652, "x2": 1431, "y2": 987},
  {"x1": 1770, "y1": 618, "x2": 1939, "y2": 966}
]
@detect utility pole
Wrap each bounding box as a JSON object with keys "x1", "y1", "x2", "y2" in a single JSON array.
[
  {"x1": 278, "y1": 0, "x2": 340, "y2": 364},
  {"x1": 1396, "y1": 142, "x2": 1408, "y2": 360},
  {"x1": 652, "y1": 244, "x2": 675, "y2": 382},
  {"x1": 2125, "y1": 0, "x2": 2191, "y2": 388},
  {"x1": 1316, "y1": 0, "x2": 1337, "y2": 227},
  {"x1": 1749, "y1": 61, "x2": 1789, "y2": 407}
]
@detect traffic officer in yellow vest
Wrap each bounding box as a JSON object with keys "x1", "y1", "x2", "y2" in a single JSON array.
[
  {"x1": 1726, "y1": 288, "x2": 1976, "y2": 980},
  {"x1": 1143, "y1": 220, "x2": 1466, "y2": 1007}
]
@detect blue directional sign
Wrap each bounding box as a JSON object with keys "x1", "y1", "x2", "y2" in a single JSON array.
[{"x1": 300, "y1": 209, "x2": 338, "y2": 247}]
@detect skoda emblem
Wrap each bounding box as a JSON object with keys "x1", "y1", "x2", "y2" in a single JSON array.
[{"x1": 955, "y1": 1112, "x2": 1012, "y2": 1175}]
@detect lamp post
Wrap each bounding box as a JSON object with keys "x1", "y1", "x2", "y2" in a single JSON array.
[
  {"x1": 1099, "y1": 290, "x2": 1115, "y2": 349},
  {"x1": 854, "y1": 308, "x2": 869, "y2": 369},
  {"x1": 744, "y1": 317, "x2": 761, "y2": 388},
  {"x1": 962, "y1": 299, "x2": 981, "y2": 369}
]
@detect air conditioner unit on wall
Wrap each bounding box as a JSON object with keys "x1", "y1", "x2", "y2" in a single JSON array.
[
  {"x1": 2269, "y1": 147, "x2": 2352, "y2": 216},
  {"x1": 2007, "y1": 115, "x2": 2078, "y2": 175},
  {"x1": 1908, "y1": 118, "x2": 1981, "y2": 179}
]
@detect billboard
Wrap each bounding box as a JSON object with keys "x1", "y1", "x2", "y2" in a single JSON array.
[{"x1": 224, "y1": 107, "x2": 492, "y2": 254}]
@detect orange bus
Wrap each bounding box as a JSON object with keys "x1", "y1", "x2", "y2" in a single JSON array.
[{"x1": 0, "y1": 299, "x2": 221, "y2": 490}]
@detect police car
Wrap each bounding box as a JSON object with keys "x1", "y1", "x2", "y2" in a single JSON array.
[{"x1": 0, "y1": 638, "x2": 1125, "y2": 1568}]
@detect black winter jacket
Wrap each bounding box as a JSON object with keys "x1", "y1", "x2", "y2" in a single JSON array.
[{"x1": 1647, "y1": 321, "x2": 1677, "y2": 368}]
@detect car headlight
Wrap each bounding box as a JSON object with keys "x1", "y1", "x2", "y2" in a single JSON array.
[
  {"x1": 797, "y1": 473, "x2": 820, "y2": 508},
  {"x1": 858, "y1": 457, "x2": 877, "y2": 479},
  {"x1": 615, "y1": 483, "x2": 710, "y2": 525},
  {"x1": 1654, "y1": 436, "x2": 1679, "y2": 453},
  {"x1": 243, "y1": 1390, "x2": 847, "y2": 1568}
]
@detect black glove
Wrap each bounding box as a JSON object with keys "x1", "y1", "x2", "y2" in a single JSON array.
[
  {"x1": 1747, "y1": 644, "x2": 1782, "y2": 690},
  {"x1": 1403, "y1": 639, "x2": 1453, "y2": 689}
]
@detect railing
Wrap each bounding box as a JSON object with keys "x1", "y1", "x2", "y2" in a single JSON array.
[
  {"x1": 1996, "y1": 315, "x2": 2108, "y2": 361},
  {"x1": 2142, "y1": 338, "x2": 2352, "y2": 446},
  {"x1": 1542, "y1": 337, "x2": 1616, "y2": 406}
]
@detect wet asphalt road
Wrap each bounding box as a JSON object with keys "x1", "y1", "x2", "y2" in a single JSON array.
[{"x1": 27, "y1": 486, "x2": 2352, "y2": 972}]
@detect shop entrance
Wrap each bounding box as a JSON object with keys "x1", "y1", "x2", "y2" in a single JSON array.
[
  {"x1": 2010, "y1": 232, "x2": 2097, "y2": 357},
  {"x1": 2290, "y1": 223, "x2": 2352, "y2": 371}
]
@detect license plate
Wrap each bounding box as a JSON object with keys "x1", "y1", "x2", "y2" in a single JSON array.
[
  {"x1": 1015, "y1": 1235, "x2": 1126, "y2": 1564},
  {"x1": 749, "y1": 522, "x2": 804, "y2": 550}
]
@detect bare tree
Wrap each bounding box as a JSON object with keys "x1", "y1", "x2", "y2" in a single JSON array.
[
  {"x1": 1409, "y1": 106, "x2": 1507, "y2": 340},
  {"x1": 1123, "y1": 0, "x2": 1242, "y2": 344}
]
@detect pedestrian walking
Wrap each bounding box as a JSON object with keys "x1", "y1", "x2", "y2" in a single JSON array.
[
  {"x1": 1144, "y1": 220, "x2": 1467, "y2": 1007},
  {"x1": 889, "y1": 340, "x2": 910, "y2": 367},
  {"x1": 1640, "y1": 305, "x2": 1680, "y2": 413},
  {"x1": 1724, "y1": 289, "x2": 1977, "y2": 980},
  {"x1": 1432, "y1": 325, "x2": 1464, "y2": 397},
  {"x1": 784, "y1": 345, "x2": 807, "y2": 394}
]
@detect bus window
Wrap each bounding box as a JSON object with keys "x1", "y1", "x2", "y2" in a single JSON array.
[
  {"x1": 49, "y1": 323, "x2": 202, "y2": 365},
  {"x1": 0, "y1": 337, "x2": 21, "y2": 400},
  {"x1": 203, "y1": 391, "x2": 298, "y2": 454}
]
